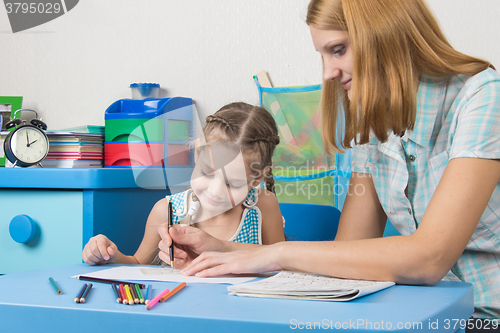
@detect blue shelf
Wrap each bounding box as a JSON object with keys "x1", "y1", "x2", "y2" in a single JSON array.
[{"x1": 0, "y1": 167, "x2": 192, "y2": 189}]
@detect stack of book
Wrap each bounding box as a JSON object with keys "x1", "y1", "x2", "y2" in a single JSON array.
[{"x1": 43, "y1": 125, "x2": 104, "y2": 168}]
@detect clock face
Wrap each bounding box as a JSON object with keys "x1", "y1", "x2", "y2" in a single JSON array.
[{"x1": 10, "y1": 126, "x2": 49, "y2": 164}]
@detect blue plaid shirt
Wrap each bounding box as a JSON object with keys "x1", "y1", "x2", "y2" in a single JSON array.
[
  {"x1": 169, "y1": 187, "x2": 262, "y2": 244},
  {"x1": 352, "y1": 68, "x2": 500, "y2": 318}
]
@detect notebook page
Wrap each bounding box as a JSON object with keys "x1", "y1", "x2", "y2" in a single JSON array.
[{"x1": 228, "y1": 270, "x2": 394, "y2": 301}]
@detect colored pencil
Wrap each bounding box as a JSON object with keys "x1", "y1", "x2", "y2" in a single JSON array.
[
  {"x1": 119, "y1": 284, "x2": 128, "y2": 305},
  {"x1": 74, "y1": 283, "x2": 87, "y2": 303},
  {"x1": 168, "y1": 199, "x2": 174, "y2": 267},
  {"x1": 160, "y1": 282, "x2": 187, "y2": 302},
  {"x1": 79, "y1": 283, "x2": 93, "y2": 303},
  {"x1": 145, "y1": 287, "x2": 170, "y2": 310},
  {"x1": 130, "y1": 284, "x2": 139, "y2": 304},
  {"x1": 48, "y1": 277, "x2": 62, "y2": 295},
  {"x1": 124, "y1": 284, "x2": 134, "y2": 305},
  {"x1": 144, "y1": 285, "x2": 152, "y2": 305},
  {"x1": 112, "y1": 284, "x2": 121, "y2": 303},
  {"x1": 134, "y1": 284, "x2": 144, "y2": 304},
  {"x1": 77, "y1": 276, "x2": 145, "y2": 289}
]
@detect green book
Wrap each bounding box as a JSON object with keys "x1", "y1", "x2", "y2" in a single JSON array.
[{"x1": 48, "y1": 125, "x2": 105, "y2": 135}]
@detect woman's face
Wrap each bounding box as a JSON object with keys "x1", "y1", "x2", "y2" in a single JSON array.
[{"x1": 310, "y1": 26, "x2": 353, "y2": 100}]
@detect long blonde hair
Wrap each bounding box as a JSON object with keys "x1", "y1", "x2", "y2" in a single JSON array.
[{"x1": 307, "y1": 0, "x2": 494, "y2": 153}]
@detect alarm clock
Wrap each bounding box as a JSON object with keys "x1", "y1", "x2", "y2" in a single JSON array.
[{"x1": 3, "y1": 109, "x2": 49, "y2": 167}]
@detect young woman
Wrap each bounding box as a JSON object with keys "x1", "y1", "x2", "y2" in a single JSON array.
[{"x1": 165, "y1": 0, "x2": 500, "y2": 324}]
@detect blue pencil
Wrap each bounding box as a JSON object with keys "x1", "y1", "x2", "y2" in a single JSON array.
[
  {"x1": 145, "y1": 285, "x2": 152, "y2": 305},
  {"x1": 74, "y1": 283, "x2": 87, "y2": 303},
  {"x1": 112, "y1": 283, "x2": 121, "y2": 303},
  {"x1": 79, "y1": 283, "x2": 93, "y2": 303}
]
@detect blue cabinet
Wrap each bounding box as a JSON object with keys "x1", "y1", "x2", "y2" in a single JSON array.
[{"x1": 0, "y1": 167, "x2": 191, "y2": 274}]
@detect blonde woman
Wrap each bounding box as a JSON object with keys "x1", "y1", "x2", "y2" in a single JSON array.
[{"x1": 161, "y1": 0, "x2": 500, "y2": 325}]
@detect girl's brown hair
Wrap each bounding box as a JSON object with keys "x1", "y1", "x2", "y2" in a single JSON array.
[
  {"x1": 203, "y1": 102, "x2": 280, "y2": 193},
  {"x1": 307, "y1": 0, "x2": 494, "y2": 153}
]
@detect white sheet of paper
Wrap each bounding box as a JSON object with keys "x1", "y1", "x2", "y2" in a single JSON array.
[{"x1": 72, "y1": 266, "x2": 259, "y2": 285}]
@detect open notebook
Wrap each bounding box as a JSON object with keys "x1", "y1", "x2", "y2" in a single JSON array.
[{"x1": 228, "y1": 271, "x2": 395, "y2": 301}]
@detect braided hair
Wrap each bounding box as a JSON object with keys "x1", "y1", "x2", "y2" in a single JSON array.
[{"x1": 204, "y1": 102, "x2": 280, "y2": 193}]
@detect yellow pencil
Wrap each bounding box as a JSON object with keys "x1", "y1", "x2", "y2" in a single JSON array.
[{"x1": 124, "y1": 284, "x2": 134, "y2": 305}]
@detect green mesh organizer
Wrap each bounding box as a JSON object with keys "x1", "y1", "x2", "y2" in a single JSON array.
[{"x1": 255, "y1": 77, "x2": 351, "y2": 209}]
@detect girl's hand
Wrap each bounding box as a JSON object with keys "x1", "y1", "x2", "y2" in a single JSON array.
[
  {"x1": 157, "y1": 223, "x2": 225, "y2": 269},
  {"x1": 82, "y1": 234, "x2": 118, "y2": 265},
  {"x1": 180, "y1": 245, "x2": 283, "y2": 277}
]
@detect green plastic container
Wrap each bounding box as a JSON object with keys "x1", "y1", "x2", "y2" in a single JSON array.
[
  {"x1": 105, "y1": 118, "x2": 164, "y2": 142},
  {"x1": 168, "y1": 120, "x2": 190, "y2": 141}
]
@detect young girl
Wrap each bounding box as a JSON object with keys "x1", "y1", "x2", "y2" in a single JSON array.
[
  {"x1": 82, "y1": 102, "x2": 285, "y2": 266},
  {"x1": 174, "y1": 0, "x2": 500, "y2": 325}
]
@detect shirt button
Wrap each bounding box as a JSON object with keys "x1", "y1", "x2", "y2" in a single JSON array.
[
  {"x1": 408, "y1": 208, "x2": 412, "y2": 215},
  {"x1": 409, "y1": 155, "x2": 416, "y2": 162}
]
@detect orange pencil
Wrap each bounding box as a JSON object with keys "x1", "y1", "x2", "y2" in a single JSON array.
[{"x1": 159, "y1": 282, "x2": 187, "y2": 302}]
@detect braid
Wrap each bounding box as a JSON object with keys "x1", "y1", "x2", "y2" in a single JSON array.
[
  {"x1": 205, "y1": 115, "x2": 234, "y2": 133},
  {"x1": 265, "y1": 168, "x2": 276, "y2": 194},
  {"x1": 248, "y1": 135, "x2": 280, "y2": 145}
]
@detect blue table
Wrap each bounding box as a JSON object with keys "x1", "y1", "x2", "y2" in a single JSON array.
[{"x1": 0, "y1": 264, "x2": 474, "y2": 332}]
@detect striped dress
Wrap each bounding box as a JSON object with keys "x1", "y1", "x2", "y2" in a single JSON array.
[{"x1": 168, "y1": 187, "x2": 262, "y2": 244}]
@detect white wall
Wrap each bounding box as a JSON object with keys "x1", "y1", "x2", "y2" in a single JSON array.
[{"x1": 1, "y1": 0, "x2": 499, "y2": 130}]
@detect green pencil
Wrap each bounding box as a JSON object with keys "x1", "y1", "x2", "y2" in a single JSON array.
[
  {"x1": 134, "y1": 284, "x2": 144, "y2": 304},
  {"x1": 48, "y1": 277, "x2": 62, "y2": 295}
]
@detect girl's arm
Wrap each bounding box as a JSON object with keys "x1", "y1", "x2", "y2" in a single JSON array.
[
  {"x1": 334, "y1": 172, "x2": 388, "y2": 241},
  {"x1": 130, "y1": 198, "x2": 170, "y2": 265},
  {"x1": 255, "y1": 188, "x2": 286, "y2": 244},
  {"x1": 182, "y1": 158, "x2": 500, "y2": 285},
  {"x1": 83, "y1": 197, "x2": 169, "y2": 265},
  {"x1": 82, "y1": 234, "x2": 137, "y2": 265}
]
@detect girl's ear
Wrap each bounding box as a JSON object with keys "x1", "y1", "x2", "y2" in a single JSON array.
[
  {"x1": 194, "y1": 138, "x2": 201, "y2": 163},
  {"x1": 250, "y1": 167, "x2": 270, "y2": 188}
]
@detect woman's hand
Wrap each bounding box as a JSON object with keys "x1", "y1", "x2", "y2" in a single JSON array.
[
  {"x1": 157, "y1": 223, "x2": 225, "y2": 269},
  {"x1": 82, "y1": 234, "x2": 118, "y2": 265},
  {"x1": 180, "y1": 244, "x2": 284, "y2": 277}
]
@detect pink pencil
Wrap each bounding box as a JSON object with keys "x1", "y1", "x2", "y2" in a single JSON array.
[{"x1": 145, "y1": 287, "x2": 170, "y2": 310}]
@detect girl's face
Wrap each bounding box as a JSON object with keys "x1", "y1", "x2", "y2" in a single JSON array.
[
  {"x1": 310, "y1": 26, "x2": 354, "y2": 100},
  {"x1": 190, "y1": 143, "x2": 259, "y2": 216}
]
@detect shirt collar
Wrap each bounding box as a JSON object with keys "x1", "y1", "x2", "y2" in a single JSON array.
[
  {"x1": 404, "y1": 75, "x2": 446, "y2": 148},
  {"x1": 368, "y1": 75, "x2": 446, "y2": 159}
]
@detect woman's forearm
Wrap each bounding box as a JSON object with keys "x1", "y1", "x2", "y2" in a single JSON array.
[{"x1": 273, "y1": 235, "x2": 447, "y2": 285}]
